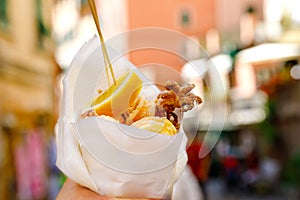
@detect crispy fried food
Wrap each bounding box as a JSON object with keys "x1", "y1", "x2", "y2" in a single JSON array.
[
  {"x1": 81, "y1": 109, "x2": 98, "y2": 118},
  {"x1": 165, "y1": 81, "x2": 202, "y2": 111},
  {"x1": 132, "y1": 116, "x2": 177, "y2": 136},
  {"x1": 155, "y1": 81, "x2": 202, "y2": 128},
  {"x1": 119, "y1": 96, "x2": 155, "y2": 125},
  {"x1": 81, "y1": 78, "x2": 202, "y2": 135}
]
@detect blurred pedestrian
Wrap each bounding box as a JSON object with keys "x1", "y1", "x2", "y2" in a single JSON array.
[
  {"x1": 187, "y1": 139, "x2": 211, "y2": 200},
  {"x1": 223, "y1": 153, "x2": 239, "y2": 193}
]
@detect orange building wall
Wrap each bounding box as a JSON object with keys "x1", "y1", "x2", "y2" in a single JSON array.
[
  {"x1": 127, "y1": 0, "x2": 215, "y2": 74},
  {"x1": 128, "y1": 0, "x2": 215, "y2": 34},
  {"x1": 215, "y1": 0, "x2": 263, "y2": 34}
]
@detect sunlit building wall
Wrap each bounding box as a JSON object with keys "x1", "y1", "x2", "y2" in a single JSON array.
[
  {"x1": 0, "y1": 0, "x2": 57, "y2": 199},
  {"x1": 0, "y1": 0, "x2": 56, "y2": 112},
  {"x1": 215, "y1": 0, "x2": 263, "y2": 36},
  {"x1": 127, "y1": 0, "x2": 215, "y2": 72}
]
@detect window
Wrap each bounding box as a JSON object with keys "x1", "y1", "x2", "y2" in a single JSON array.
[
  {"x1": 36, "y1": 0, "x2": 49, "y2": 49},
  {"x1": 175, "y1": 5, "x2": 196, "y2": 30},
  {"x1": 0, "y1": 0, "x2": 8, "y2": 29},
  {"x1": 181, "y1": 10, "x2": 190, "y2": 28}
]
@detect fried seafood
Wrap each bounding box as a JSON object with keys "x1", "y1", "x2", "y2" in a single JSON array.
[
  {"x1": 154, "y1": 81, "x2": 202, "y2": 128},
  {"x1": 82, "y1": 77, "x2": 202, "y2": 134}
]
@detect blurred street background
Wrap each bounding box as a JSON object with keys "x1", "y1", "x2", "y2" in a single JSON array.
[{"x1": 1, "y1": 0, "x2": 300, "y2": 199}]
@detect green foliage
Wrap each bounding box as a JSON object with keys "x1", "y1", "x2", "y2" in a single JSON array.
[
  {"x1": 282, "y1": 153, "x2": 300, "y2": 186},
  {"x1": 256, "y1": 100, "x2": 278, "y2": 143}
]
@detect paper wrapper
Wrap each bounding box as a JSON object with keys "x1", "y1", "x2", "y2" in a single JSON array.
[{"x1": 56, "y1": 36, "x2": 188, "y2": 199}]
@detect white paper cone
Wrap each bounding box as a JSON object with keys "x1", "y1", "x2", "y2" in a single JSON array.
[{"x1": 56, "y1": 36, "x2": 187, "y2": 199}]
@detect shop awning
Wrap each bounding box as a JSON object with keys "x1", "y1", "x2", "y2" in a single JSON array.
[{"x1": 236, "y1": 43, "x2": 300, "y2": 64}]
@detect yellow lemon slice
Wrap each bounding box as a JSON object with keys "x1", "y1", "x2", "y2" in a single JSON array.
[
  {"x1": 132, "y1": 116, "x2": 177, "y2": 136},
  {"x1": 91, "y1": 71, "x2": 143, "y2": 118}
]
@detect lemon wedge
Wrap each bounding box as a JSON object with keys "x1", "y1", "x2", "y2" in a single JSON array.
[
  {"x1": 91, "y1": 71, "x2": 143, "y2": 118},
  {"x1": 132, "y1": 117, "x2": 177, "y2": 136}
]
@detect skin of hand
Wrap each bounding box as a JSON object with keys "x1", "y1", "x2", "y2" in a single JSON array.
[{"x1": 56, "y1": 179, "x2": 160, "y2": 200}]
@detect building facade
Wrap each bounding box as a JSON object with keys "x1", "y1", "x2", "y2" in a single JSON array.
[{"x1": 0, "y1": 0, "x2": 58, "y2": 199}]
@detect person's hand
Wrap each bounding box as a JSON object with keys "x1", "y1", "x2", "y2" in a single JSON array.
[{"x1": 56, "y1": 179, "x2": 160, "y2": 200}]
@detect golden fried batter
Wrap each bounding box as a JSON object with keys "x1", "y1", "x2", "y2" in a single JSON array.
[
  {"x1": 82, "y1": 80, "x2": 202, "y2": 131},
  {"x1": 155, "y1": 81, "x2": 202, "y2": 128}
]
